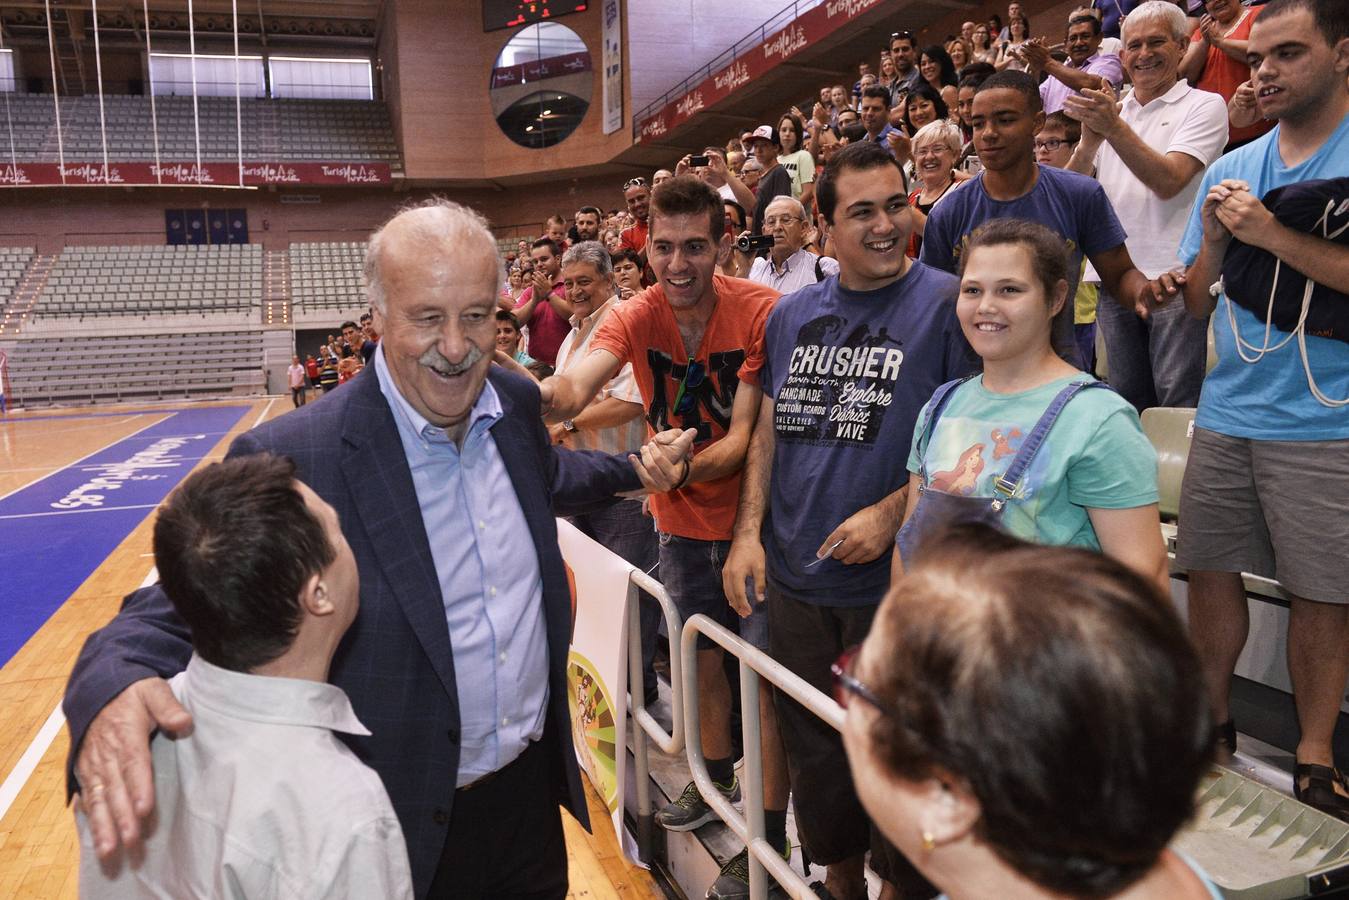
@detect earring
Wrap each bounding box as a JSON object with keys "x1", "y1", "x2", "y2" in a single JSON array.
[{"x1": 921, "y1": 830, "x2": 936, "y2": 852}]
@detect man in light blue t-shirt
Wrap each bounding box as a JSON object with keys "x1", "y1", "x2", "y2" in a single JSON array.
[{"x1": 1175, "y1": 0, "x2": 1349, "y2": 821}]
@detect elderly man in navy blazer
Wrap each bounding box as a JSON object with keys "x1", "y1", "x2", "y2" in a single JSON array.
[{"x1": 65, "y1": 199, "x2": 696, "y2": 899}]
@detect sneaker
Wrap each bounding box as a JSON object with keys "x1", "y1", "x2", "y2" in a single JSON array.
[
  {"x1": 654, "y1": 778, "x2": 738, "y2": 832},
  {"x1": 706, "y1": 844, "x2": 791, "y2": 899}
]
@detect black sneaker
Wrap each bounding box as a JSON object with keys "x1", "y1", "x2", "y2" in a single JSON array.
[
  {"x1": 654, "y1": 778, "x2": 738, "y2": 832},
  {"x1": 706, "y1": 844, "x2": 791, "y2": 899}
]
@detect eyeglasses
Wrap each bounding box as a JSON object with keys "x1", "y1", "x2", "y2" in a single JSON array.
[
  {"x1": 830, "y1": 645, "x2": 887, "y2": 713},
  {"x1": 672, "y1": 357, "x2": 706, "y2": 416},
  {"x1": 1033, "y1": 138, "x2": 1077, "y2": 152},
  {"x1": 762, "y1": 215, "x2": 802, "y2": 228},
  {"x1": 623, "y1": 177, "x2": 648, "y2": 189}
]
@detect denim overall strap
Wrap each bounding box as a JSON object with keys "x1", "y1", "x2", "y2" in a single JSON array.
[
  {"x1": 991, "y1": 380, "x2": 1108, "y2": 506},
  {"x1": 915, "y1": 376, "x2": 978, "y2": 484}
]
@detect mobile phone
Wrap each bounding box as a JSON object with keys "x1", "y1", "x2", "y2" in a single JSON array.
[{"x1": 689, "y1": 154, "x2": 711, "y2": 167}]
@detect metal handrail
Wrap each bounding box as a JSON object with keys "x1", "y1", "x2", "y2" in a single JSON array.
[
  {"x1": 626, "y1": 566, "x2": 685, "y2": 862},
  {"x1": 631, "y1": 0, "x2": 826, "y2": 136},
  {"x1": 680, "y1": 612, "x2": 844, "y2": 900}
]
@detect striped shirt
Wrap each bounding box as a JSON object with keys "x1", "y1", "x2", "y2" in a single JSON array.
[{"x1": 554, "y1": 295, "x2": 646, "y2": 455}]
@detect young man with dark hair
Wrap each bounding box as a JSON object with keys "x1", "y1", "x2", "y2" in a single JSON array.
[
  {"x1": 744, "y1": 124, "x2": 794, "y2": 236},
  {"x1": 726, "y1": 140, "x2": 976, "y2": 900},
  {"x1": 889, "y1": 31, "x2": 923, "y2": 97},
  {"x1": 76, "y1": 453, "x2": 414, "y2": 898},
  {"x1": 513, "y1": 236, "x2": 574, "y2": 367},
  {"x1": 574, "y1": 206, "x2": 603, "y2": 243},
  {"x1": 536, "y1": 175, "x2": 790, "y2": 897},
  {"x1": 359, "y1": 310, "x2": 380, "y2": 352},
  {"x1": 921, "y1": 70, "x2": 1176, "y2": 366},
  {"x1": 341, "y1": 319, "x2": 371, "y2": 368},
  {"x1": 619, "y1": 176, "x2": 651, "y2": 253},
  {"x1": 1176, "y1": 0, "x2": 1349, "y2": 821}
]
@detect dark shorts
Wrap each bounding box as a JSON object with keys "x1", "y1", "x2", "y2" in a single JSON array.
[
  {"x1": 767, "y1": 585, "x2": 935, "y2": 895},
  {"x1": 658, "y1": 531, "x2": 770, "y2": 650},
  {"x1": 1177, "y1": 428, "x2": 1349, "y2": 603}
]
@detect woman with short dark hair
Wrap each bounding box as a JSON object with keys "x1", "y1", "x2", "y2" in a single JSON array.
[{"x1": 841, "y1": 524, "x2": 1222, "y2": 900}]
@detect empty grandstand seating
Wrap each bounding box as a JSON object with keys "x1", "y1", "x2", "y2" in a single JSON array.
[
  {"x1": 31, "y1": 244, "x2": 262, "y2": 322},
  {"x1": 0, "y1": 247, "x2": 35, "y2": 305},
  {"x1": 0, "y1": 94, "x2": 399, "y2": 165},
  {"x1": 0, "y1": 330, "x2": 266, "y2": 405},
  {"x1": 289, "y1": 241, "x2": 367, "y2": 312}
]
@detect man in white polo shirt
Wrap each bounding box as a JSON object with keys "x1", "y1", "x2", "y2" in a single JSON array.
[{"x1": 1065, "y1": 0, "x2": 1227, "y2": 409}]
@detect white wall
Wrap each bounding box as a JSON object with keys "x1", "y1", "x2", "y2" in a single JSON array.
[{"x1": 628, "y1": 0, "x2": 793, "y2": 115}]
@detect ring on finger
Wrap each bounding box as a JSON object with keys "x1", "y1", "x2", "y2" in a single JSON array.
[{"x1": 87, "y1": 782, "x2": 107, "y2": 801}]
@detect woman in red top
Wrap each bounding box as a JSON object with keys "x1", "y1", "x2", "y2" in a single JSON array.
[{"x1": 1179, "y1": 0, "x2": 1273, "y2": 149}]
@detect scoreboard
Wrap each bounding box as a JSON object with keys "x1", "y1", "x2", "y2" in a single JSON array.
[{"x1": 483, "y1": 0, "x2": 588, "y2": 32}]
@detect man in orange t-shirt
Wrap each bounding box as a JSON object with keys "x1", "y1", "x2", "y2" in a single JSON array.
[
  {"x1": 538, "y1": 176, "x2": 789, "y2": 897},
  {"x1": 618, "y1": 177, "x2": 651, "y2": 254}
]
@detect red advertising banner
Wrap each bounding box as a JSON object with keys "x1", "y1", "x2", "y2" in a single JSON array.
[
  {"x1": 490, "y1": 50, "x2": 594, "y2": 90},
  {"x1": 635, "y1": 0, "x2": 885, "y2": 144},
  {"x1": 0, "y1": 161, "x2": 392, "y2": 187}
]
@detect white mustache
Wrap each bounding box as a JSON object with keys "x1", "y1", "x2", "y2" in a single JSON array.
[{"x1": 420, "y1": 343, "x2": 484, "y2": 376}]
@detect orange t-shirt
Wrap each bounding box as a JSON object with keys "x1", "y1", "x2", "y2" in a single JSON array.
[
  {"x1": 619, "y1": 220, "x2": 648, "y2": 253},
  {"x1": 1191, "y1": 7, "x2": 1273, "y2": 147},
  {"x1": 591, "y1": 274, "x2": 778, "y2": 541}
]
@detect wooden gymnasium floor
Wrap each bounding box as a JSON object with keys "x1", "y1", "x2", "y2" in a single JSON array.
[{"x1": 0, "y1": 394, "x2": 661, "y2": 899}]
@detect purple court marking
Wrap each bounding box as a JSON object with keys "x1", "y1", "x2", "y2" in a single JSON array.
[{"x1": 0, "y1": 405, "x2": 250, "y2": 668}]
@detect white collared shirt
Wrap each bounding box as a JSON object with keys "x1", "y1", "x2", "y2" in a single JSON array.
[
  {"x1": 78, "y1": 655, "x2": 414, "y2": 899},
  {"x1": 553, "y1": 294, "x2": 646, "y2": 455},
  {"x1": 747, "y1": 247, "x2": 839, "y2": 295},
  {"x1": 1092, "y1": 79, "x2": 1228, "y2": 277}
]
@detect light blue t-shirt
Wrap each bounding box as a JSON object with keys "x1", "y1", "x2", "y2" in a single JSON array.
[
  {"x1": 1179, "y1": 114, "x2": 1349, "y2": 440},
  {"x1": 906, "y1": 373, "x2": 1158, "y2": 550}
]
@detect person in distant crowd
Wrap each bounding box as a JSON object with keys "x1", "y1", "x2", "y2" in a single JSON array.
[
  {"x1": 337, "y1": 353, "x2": 361, "y2": 385},
  {"x1": 889, "y1": 31, "x2": 924, "y2": 98},
  {"x1": 678, "y1": 146, "x2": 756, "y2": 212},
  {"x1": 971, "y1": 23, "x2": 999, "y2": 65},
  {"x1": 921, "y1": 71, "x2": 1175, "y2": 368},
  {"x1": 620, "y1": 176, "x2": 652, "y2": 254},
  {"x1": 841, "y1": 526, "x2": 1220, "y2": 900},
  {"x1": 536, "y1": 176, "x2": 786, "y2": 899},
  {"x1": 304, "y1": 352, "x2": 320, "y2": 392},
  {"x1": 1176, "y1": 0, "x2": 1349, "y2": 822},
  {"x1": 1036, "y1": 111, "x2": 1099, "y2": 373},
  {"x1": 359, "y1": 311, "x2": 380, "y2": 351},
  {"x1": 604, "y1": 229, "x2": 623, "y2": 255},
  {"x1": 495, "y1": 310, "x2": 537, "y2": 368},
  {"x1": 513, "y1": 237, "x2": 573, "y2": 367},
  {"x1": 65, "y1": 198, "x2": 696, "y2": 900},
  {"x1": 1178, "y1": 0, "x2": 1273, "y2": 150},
  {"x1": 725, "y1": 142, "x2": 978, "y2": 899},
  {"x1": 342, "y1": 319, "x2": 373, "y2": 367},
  {"x1": 653, "y1": 168, "x2": 675, "y2": 187},
  {"x1": 75, "y1": 454, "x2": 415, "y2": 899},
  {"x1": 1021, "y1": 11, "x2": 1126, "y2": 114},
  {"x1": 858, "y1": 85, "x2": 901, "y2": 160},
  {"x1": 776, "y1": 113, "x2": 817, "y2": 209},
  {"x1": 318, "y1": 350, "x2": 340, "y2": 393},
  {"x1": 996, "y1": 13, "x2": 1033, "y2": 70},
  {"x1": 918, "y1": 45, "x2": 960, "y2": 109},
  {"x1": 740, "y1": 157, "x2": 764, "y2": 193},
  {"x1": 288, "y1": 354, "x2": 307, "y2": 407},
  {"x1": 544, "y1": 214, "x2": 569, "y2": 251},
  {"x1": 1064, "y1": 0, "x2": 1228, "y2": 411},
  {"x1": 574, "y1": 206, "x2": 603, "y2": 243},
  {"x1": 734, "y1": 195, "x2": 839, "y2": 291},
  {"x1": 830, "y1": 84, "x2": 852, "y2": 124},
  {"x1": 743, "y1": 125, "x2": 794, "y2": 236},
  {"x1": 852, "y1": 61, "x2": 873, "y2": 99},
  {"x1": 610, "y1": 247, "x2": 645, "y2": 296},
  {"x1": 906, "y1": 120, "x2": 965, "y2": 259}
]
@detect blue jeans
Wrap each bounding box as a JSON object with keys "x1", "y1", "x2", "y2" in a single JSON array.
[
  {"x1": 566, "y1": 500, "x2": 659, "y2": 696},
  {"x1": 1097, "y1": 293, "x2": 1209, "y2": 411}
]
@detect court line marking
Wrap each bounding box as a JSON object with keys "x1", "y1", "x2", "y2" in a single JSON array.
[
  {"x1": 0, "y1": 504, "x2": 161, "y2": 521},
  {"x1": 0, "y1": 569, "x2": 157, "y2": 823},
  {"x1": 250, "y1": 397, "x2": 277, "y2": 431},
  {"x1": 0, "y1": 414, "x2": 169, "y2": 506}
]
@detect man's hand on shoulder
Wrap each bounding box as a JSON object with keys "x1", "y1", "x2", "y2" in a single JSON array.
[{"x1": 75, "y1": 677, "x2": 191, "y2": 859}]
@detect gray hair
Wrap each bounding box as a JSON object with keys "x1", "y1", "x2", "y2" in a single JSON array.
[
  {"x1": 764, "y1": 195, "x2": 807, "y2": 220},
  {"x1": 560, "y1": 240, "x2": 614, "y2": 279},
  {"x1": 1123, "y1": 0, "x2": 1188, "y2": 41},
  {"x1": 364, "y1": 197, "x2": 504, "y2": 313},
  {"x1": 912, "y1": 119, "x2": 964, "y2": 156}
]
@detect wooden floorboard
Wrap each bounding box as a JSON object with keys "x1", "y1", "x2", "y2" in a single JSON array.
[{"x1": 0, "y1": 394, "x2": 662, "y2": 899}]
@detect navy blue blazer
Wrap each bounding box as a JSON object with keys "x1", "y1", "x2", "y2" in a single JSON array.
[{"x1": 63, "y1": 366, "x2": 643, "y2": 898}]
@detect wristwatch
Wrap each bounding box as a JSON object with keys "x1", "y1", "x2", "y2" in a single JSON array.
[{"x1": 562, "y1": 419, "x2": 577, "y2": 433}]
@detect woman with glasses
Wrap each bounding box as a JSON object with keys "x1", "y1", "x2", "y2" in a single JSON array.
[
  {"x1": 971, "y1": 22, "x2": 998, "y2": 65},
  {"x1": 895, "y1": 218, "x2": 1166, "y2": 591},
  {"x1": 838, "y1": 523, "x2": 1223, "y2": 900},
  {"x1": 905, "y1": 121, "x2": 964, "y2": 260}
]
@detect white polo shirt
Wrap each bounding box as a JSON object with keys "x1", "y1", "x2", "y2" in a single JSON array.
[{"x1": 1092, "y1": 80, "x2": 1228, "y2": 278}]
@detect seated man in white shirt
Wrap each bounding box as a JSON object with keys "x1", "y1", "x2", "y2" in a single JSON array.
[
  {"x1": 77, "y1": 453, "x2": 414, "y2": 900},
  {"x1": 734, "y1": 195, "x2": 840, "y2": 293}
]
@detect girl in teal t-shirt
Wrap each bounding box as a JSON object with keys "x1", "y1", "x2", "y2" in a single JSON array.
[{"x1": 897, "y1": 219, "x2": 1165, "y2": 590}]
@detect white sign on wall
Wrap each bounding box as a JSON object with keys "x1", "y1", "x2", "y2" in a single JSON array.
[{"x1": 602, "y1": 0, "x2": 624, "y2": 134}]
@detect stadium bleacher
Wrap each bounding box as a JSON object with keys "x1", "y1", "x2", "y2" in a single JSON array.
[
  {"x1": 0, "y1": 94, "x2": 399, "y2": 165},
  {"x1": 0, "y1": 247, "x2": 36, "y2": 306},
  {"x1": 30, "y1": 244, "x2": 262, "y2": 322},
  {"x1": 0, "y1": 330, "x2": 266, "y2": 405},
  {"x1": 288, "y1": 241, "x2": 366, "y2": 312}
]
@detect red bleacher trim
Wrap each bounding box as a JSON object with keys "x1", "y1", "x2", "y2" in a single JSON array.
[{"x1": 0, "y1": 161, "x2": 391, "y2": 188}]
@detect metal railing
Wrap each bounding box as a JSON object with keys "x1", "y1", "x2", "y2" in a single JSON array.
[
  {"x1": 626, "y1": 567, "x2": 685, "y2": 862},
  {"x1": 631, "y1": 0, "x2": 827, "y2": 136},
  {"x1": 681, "y1": 613, "x2": 845, "y2": 900}
]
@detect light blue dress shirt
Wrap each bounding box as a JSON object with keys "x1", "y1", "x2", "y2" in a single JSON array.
[{"x1": 373, "y1": 346, "x2": 550, "y2": 786}]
